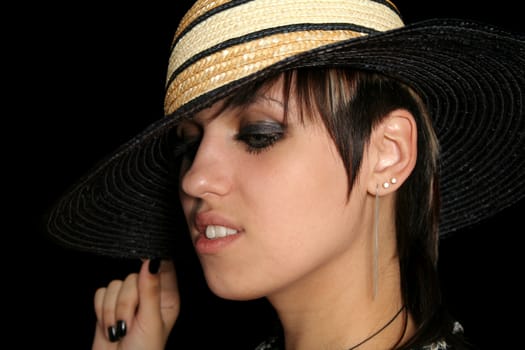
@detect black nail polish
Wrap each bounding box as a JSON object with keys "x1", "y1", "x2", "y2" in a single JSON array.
[
  {"x1": 116, "y1": 320, "x2": 127, "y2": 338},
  {"x1": 149, "y1": 258, "x2": 161, "y2": 274},
  {"x1": 108, "y1": 325, "x2": 119, "y2": 342}
]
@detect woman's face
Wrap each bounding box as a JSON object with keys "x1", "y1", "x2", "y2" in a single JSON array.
[{"x1": 177, "y1": 78, "x2": 370, "y2": 300}]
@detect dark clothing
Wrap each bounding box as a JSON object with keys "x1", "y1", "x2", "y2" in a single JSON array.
[{"x1": 254, "y1": 321, "x2": 469, "y2": 349}]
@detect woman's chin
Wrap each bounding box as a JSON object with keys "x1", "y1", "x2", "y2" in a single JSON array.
[{"x1": 205, "y1": 277, "x2": 265, "y2": 301}]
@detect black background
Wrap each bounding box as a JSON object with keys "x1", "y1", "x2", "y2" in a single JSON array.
[{"x1": 12, "y1": 1, "x2": 523, "y2": 349}]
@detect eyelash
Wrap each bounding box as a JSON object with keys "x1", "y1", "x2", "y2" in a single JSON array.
[
  {"x1": 236, "y1": 133, "x2": 282, "y2": 154},
  {"x1": 173, "y1": 122, "x2": 285, "y2": 158},
  {"x1": 172, "y1": 138, "x2": 199, "y2": 160},
  {"x1": 235, "y1": 122, "x2": 285, "y2": 154}
]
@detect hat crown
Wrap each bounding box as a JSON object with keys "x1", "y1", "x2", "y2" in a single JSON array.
[{"x1": 164, "y1": 0, "x2": 404, "y2": 116}]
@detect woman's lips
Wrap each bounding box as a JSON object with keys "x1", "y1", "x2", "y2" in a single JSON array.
[
  {"x1": 193, "y1": 212, "x2": 243, "y2": 254},
  {"x1": 194, "y1": 229, "x2": 243, "y2": 254}
]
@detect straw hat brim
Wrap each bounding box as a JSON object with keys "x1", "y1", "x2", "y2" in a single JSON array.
[{"x1": 46, "y1": 19, "x2": 525, "y2": 259}]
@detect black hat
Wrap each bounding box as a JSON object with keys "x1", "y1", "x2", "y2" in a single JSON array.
[{"x1": 46, "y1": 0, "x2": 525, "y2": 258}]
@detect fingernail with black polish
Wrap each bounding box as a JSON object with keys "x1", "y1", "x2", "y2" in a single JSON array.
[
  {"x1": 149, "y1": 258, "x2": 161, "y2": 274},
  {"x1": 108, "y1": 325, "x2": 119, "y2": 342},
  {"x1": 116, "y1": 320, "x2": 127, "y2": 338}
]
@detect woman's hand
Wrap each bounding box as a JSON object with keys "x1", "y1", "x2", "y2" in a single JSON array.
[{"x1": 92, "y1": 259, "x2": 180, "y2": 350}]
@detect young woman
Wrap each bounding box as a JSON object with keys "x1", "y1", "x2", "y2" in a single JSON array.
[{"x1": 46, "y1": 0, "x2": 525, "y2": 349}]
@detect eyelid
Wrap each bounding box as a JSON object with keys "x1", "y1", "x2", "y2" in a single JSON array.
[
  {"x1": 171, "y1": 137, "x2": 200, "y2": 158},
  {"x1": 170, "y1": 122, "x2": 202, "y2": 159},
  {"x1": 175, "y1": 120, "x2": 202, "y2": 139},
  {"x1": 235, "y1": 120, "x2": 286, "y2": 155},
  {"x1": 238, "y1": 120, "x2": 285, "y2": 134}
]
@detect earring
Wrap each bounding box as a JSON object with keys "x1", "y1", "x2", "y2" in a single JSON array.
[
  {"x1": 382, "y1": 177, "x2": 397, "y2": 189},
  {"x1": 373, "y1": 184, "x2": 380, "y2": 299}
]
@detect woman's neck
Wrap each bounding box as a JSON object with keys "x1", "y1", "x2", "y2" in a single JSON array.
[{"x1": 267, "y1": 247, "x2": 414, "y2": 350}]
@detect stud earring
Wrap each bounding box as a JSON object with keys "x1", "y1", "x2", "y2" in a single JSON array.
[{"x1": 382, "y1": 178, "x2": 397, "y2": 189}]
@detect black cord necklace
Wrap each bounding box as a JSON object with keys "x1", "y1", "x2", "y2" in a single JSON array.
[{"x1": 347, "y1": 305, "x2": 406, "y2": 350}]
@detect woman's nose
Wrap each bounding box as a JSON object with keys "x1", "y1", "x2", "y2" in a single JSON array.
[{"x1": 180, "y1": 132, "x2": 232, "y2": 199}]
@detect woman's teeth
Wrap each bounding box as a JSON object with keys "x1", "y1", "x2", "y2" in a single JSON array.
[{"x1": 205, "y1": 225, "x2": 238, "y2": 239}]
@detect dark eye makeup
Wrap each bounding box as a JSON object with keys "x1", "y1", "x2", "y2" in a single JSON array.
[
  {"x1": 171, "y1": 112, "x2": 286, "y2": 159},
  {"x1": 171, "y1": 122, "x2": 201, "y2": 159},
  {"x1": 235, "y1": 120, "x2": 285, "y2": 154}
]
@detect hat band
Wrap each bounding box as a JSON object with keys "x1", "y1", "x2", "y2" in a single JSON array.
[
  {"x1": 165, "y1": 29, "x2": 363, "y2": 115},
  {"x1": 164, "y1": 0, "x2": 404, "y2": 115}
]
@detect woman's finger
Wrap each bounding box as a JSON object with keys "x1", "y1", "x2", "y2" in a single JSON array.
[
  {"x1": 101, "y1": 280, "x2": 123, "y2": 342},
  {"x1": 93, "y1": 287, "x2": 117, "y2": 349},
  {"x1": 92, "y1": 317, "x2": 117, "y2": 350},
  {"x1": 113, "y1": 273, "x2": 139, "y2": 340},
  {"x1": 92, "y1": 260, "x2": 179, "y2": 350},
  {"x1": 131, "y1": 259, "x2": 180, "y2": 347},
  {"x1": 135, "y1": 260, "x2": 163, "y2": 332}
]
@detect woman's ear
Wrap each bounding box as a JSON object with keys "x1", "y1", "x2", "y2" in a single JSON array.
[{"x1": 366, "y1": 109, "x2": 417, "y2": 195}]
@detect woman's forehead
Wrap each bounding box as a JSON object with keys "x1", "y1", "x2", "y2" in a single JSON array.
[{"x1": 193, "y1": 76, "x2": 289, "y2": 119}]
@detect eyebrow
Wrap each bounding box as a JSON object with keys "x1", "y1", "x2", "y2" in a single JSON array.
[
  {"x1": 251, "y1": 93, "x2": 284, "y2": 108},
  {"x1": 188, "y1": 89, "x2": 286, "y2": 126}
]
